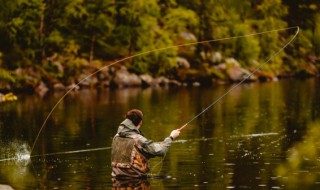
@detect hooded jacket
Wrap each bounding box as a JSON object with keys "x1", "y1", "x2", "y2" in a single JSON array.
[{"x1": 111, "y1": 119, "x2": 173, "y2": 178}]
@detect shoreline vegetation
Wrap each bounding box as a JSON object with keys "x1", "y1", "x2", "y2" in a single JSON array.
[{"x1": 0, "y1": 0, "x2": 320, "y2": 94}]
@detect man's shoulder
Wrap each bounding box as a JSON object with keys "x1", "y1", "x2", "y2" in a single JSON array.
[
  {"x1": 128, "y1": 134, "x2": 147, "y2": 141},
  {"x1": 129, "y1": 134, "x2": 151, "y2": 144}
]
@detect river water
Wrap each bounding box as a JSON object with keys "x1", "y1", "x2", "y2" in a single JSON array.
[{"x1": 0, "y1": 78, "x2": 320, "y2": 189}]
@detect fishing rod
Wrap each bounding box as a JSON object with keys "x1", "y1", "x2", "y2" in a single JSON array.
[
  {"x1": 179, "y1": 26, "x2": 300, "y2": 131},
  {"x1": 0, "y1": 147, "x2": 112, "y2": 163},
  {"x1": 31, "y1": 26, "x2": 299, "y2": 155}
]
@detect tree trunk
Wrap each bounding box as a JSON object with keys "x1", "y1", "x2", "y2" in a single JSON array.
[
  {"x1": 39, "y1": 2, "x2": 46, "y2": 64},
  {"x1": 89, "y1": 34, "x2": 96, "y2": 64}
]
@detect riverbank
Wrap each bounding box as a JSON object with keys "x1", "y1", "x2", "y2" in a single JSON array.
[
  {"x1": 0, "y1": 68, "x2": 319, "y2": 95},
  {"x1": 1, "y1": 56, "x2": 319, "y2": 95}
]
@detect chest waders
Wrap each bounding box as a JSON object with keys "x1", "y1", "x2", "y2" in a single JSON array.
[{"x1": 111, "y1": 134, "x2": 150, "y2": 176}]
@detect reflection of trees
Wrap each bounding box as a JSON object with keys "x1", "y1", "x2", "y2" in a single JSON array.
[
  {"x1": 277, "y1": 121, "x2": 320, "y2": 189},
  {"x1": 1, "y1": 78, "x2": 320, "y2": 188}
]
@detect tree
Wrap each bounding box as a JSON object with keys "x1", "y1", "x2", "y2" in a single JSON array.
[
  {"x1": 0, "y1": 0, "x2": 43, "y2": 68},
  {"x1": 63, "y1": 0, "x2": 115, "y2": 63}
]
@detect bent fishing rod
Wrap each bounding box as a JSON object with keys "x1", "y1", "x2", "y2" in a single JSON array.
[
  {"x1": 179, "y1": 26, "x2": 300, "y2": 131},
  {"x1": 31, "y1": 26, "x2": 299, "y2": 155}
]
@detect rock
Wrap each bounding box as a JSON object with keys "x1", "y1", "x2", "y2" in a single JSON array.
[
  {"x1": 155, "y1": 76, "x2": 170, "y2": 86},
  {"x1": 220, "y1": 58, "x2": 258, "y2": 82},
  {"x1": 210, "y1": 52, "x2": 222, "y2": 63},
  {"x1": 180, "y1": 31, "x2": 197, "y2": 41},
  {"x1": 35, "y1": 82, "x2": 49, "y2": 96},
  {"x1": 112, "y1": 67, "x2": 141, "y2": 87},
  {"x1": 0, "y1": 83, "x2": 11, "y2": 91},
  {"x1": 97, "y1": 68, "x2": 111, "y2": 81},
  {"x1": 140, "y1": 74, "x2": 158, "y2": 87},
  {"x1": 215, "y1": 63, "x2": 227, "y2": 71},
  {"x1": 254, "y1": 70, "x2": 277, "y2": 82},
  {"x1": 192, "y1": 82, "x2": 201, "y2": 87},
  {"x1": 77, "y1": 74, "x2": 99, "y2": 88},
  {"x1": 225, "y1": 58, "x2": 240, "y2": 67},
  {"x1": 305, "y1": 62, "x2": 319, "y2": 76},
  {"x1": 66, "y1": 83, "x2": 80, "y2": 91},
  {"x1": 213, "y1": 79, "x2": 227, "y2": 85},
  {"x1": 101, "y1": 80, "x2": 110, "y2": 88},
  {"x1": 53, "y1": 83, "x2": 66, "y2": 91},
  {"x1": 169, "y1": 80, "x2": 182, "y2": 86},
  {"x1": 227, "y1": 66, "x2": 251, "y2": 81},
  {"x1": 177, "y1": 57, "x2": 190, "y2": 69},
  {"x1": 52, "y1": 61, "x2": 64, "y2": 75},
  {"x1": 15, "y1": 68, "x2": 23, "y2": 75},
  {"x1": 0, "y1": 184, "x2": 14, "y2": 190}
]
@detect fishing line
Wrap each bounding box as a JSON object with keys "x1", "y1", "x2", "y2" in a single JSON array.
[
  {"x1": 0, "y1": 147, "x2": 111, "y2": 163},
  {"x1": 0, "y1": 132, "x2": 280, "y2": 162},
  {"x1": 179, "y1": 26, "x2": 300, "y2": 131},
  {"x1": 156, "y1": 26, "x2": 299, "y2": 175},
  {"x1": 32, "y1": 146, "x2": 111, "y2": 157},
  {"x1": 31, "y1": 26, "x2": 299, "y2": 155}
]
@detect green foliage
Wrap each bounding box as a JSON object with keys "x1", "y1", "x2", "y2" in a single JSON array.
[
  {"x1": 0, "y1": 69, "x2": 15, "y2": 82},
  {"x1": 277, "y1": 121, "x2": 320, "y2": 188},
  {"x1": 314, "y1": 14, "x2": 320, "y2": 56},
  {"x1": 0, "y1": 0, "x2": 319, "y2": 88},
  {"x1": 0, "y1": 52, "x2": 15, "y2": 82},
  {"x1": 0, "y1": 0, "x2": 43, "y2": 67},
  {"x1": 162, "y1": 7, "x2": 198, "y2": 35},
  {"x1": 232, "y1": 24, "x2": 261, "y2": 66}
]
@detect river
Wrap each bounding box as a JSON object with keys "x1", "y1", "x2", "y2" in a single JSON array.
[{"x1": 0, "y1": 78, "x2": 320, "y2": 189}]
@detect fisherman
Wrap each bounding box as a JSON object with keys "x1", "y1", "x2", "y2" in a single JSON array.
[{"x1": 111, "y1": 109, "x2": 180, "y2": 178}]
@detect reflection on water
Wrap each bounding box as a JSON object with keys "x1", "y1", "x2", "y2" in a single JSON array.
[
  {"x1": 0, "y1": 78, "x2": 319, "y2": 189},
  {"x1": 112, "y1": 178, "x2": 150, "y2": 190},
  {"x1": 0, "y1": 140, "x2": 30, "y2": 163},
  {"x1": 277, "y1": 121, "x2": 320, "y2": 189}
]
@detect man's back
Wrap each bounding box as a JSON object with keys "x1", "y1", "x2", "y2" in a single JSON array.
[{"x1": 111, "y1": 109, "x2": 180, "y2": 178}]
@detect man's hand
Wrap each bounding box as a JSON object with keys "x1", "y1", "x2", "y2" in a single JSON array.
[{"x1": 170, "y1": 130, "x2": 180, "y2": 139}]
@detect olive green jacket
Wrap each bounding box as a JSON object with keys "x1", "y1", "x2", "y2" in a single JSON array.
[
  {"x1": 115, "y1": 119, "x2": 173, "y2": 158},
  {"x1": 111, "y1": 119, "x2": 173, "y2": 178}
]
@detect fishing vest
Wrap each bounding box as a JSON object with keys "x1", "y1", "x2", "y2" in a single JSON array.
[{"x1": 111, "y1": 134, "x2": 150, "y2": 177}]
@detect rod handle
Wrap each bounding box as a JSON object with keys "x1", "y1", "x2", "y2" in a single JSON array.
[{"x1": 178, "y1": 124, "x2": 188, "y2": 131}]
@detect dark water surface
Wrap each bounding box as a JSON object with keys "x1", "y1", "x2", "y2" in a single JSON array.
[{"x1": 0, "y1": 78, "x2": 320, "y2": 189}]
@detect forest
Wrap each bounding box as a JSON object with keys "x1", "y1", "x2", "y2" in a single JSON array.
[{"x1": 0, "y1": 0, "x2": 319, "y2": 92}]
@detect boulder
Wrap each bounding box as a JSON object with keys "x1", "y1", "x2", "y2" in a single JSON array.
[
  {"x1": 305, "y1": 62, "x2": 319, "y2": 76},
  {"x1": 180, "y1": 31, "x2": 197, "y2": 41},
  {"x1": 225, "y1": 58, "x2": 241, "y2": 67},
  {"x1": 227, "y1": 66, "x2": 251, "y2": 81},
  {"x1": 169, "y1": 79, "x2": 182, "y2": 86},
  {"x1": 66, "y1": 83, "x2": 80, "y2": 91},
  {"x1": 53, "y1": 83, "x2": 66, "y2": 91},
  {"x1": 192, "y1": 82, "x2": 201, "y2": 87},
  {"x1": 97, "y1": 68, "x2": 111, "y2": 81},
  {"x1": 112, "y1": 67, "x2": 141, "y2": 87},
  {"x1": 155, "y1": 76, "x2": 170, "y2": 86},
  {"x1": 101, "y1": 80, "x2": 110, "y2": 88},
  {"x1": 77, "y1": 74, "x2": 99, "y2": 88},
  {"x1": 210, "y1": 52, "x2": 222, "y2": 63},
  {"x1": 140, "y1": 74, "x2": 158, "y2": 87},
  {"x1": 35, "y1": 82, "x2": 49, "y2": 96},
  {"x1": 177, "y1": 57, "x2": 190, "y2": 69},
  {"x1": 215, "y1": 63, "x2": 227, "y2": 71},
  {"x1": 222, "y1": 58, "x2": 257, "y2": 82}
]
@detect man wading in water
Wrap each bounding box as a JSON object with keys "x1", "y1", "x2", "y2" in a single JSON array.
[{"x1": 111, "y1": 109, "x2": 180, "y2": 178}]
